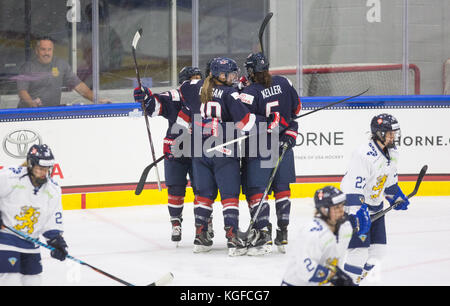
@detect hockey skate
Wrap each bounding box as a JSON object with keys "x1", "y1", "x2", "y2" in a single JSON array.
[
  {"x1": 247, "y1": 224, "x2": 273, "y2": 256},
  {"x1": 193, "y1": 224, "x2": 213, "y2": 253},
  {"x1": 170, "y1": 217, "x2": 182, "y2": 246},
  {"x1": 225, "y1": 226, "x2": 247, "y2": 257},
  {"x1": 274, "y1": 226, "x2": 288, "y2": 253}
]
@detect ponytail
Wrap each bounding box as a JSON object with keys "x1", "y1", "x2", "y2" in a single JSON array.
[
  {"x1": 200, "y1": 75, "x2": 214, "y2": 104},
  {"x1": 254, "y1": 71, "x2": 272, "y2": 88}
]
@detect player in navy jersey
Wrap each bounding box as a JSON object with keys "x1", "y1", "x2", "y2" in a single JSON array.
[
  {"x1": 239, "y1": 52, "x2": 302, "y2": 255},
  {"x1": 176, "y1": 57, "x2": 267, "y2": 256},
  {"x1": 133, "y1": 66, "x2": 206, "y2": 246}
]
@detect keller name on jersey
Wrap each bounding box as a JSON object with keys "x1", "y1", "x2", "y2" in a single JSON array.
[{"x1": 261, "y1": 84, "x2": 282, "y2": 99}]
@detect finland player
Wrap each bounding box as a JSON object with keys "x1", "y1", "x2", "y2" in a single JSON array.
[
  {"x1": 239, "y1": 52, "x2": 302, "y2": 255},
  {"x1": 176, "y1": 57, "x2": 264, "y2": 256},
  {"x1": 281, "y1": 186, "x2": 370, "y2": 286},
  {"x1": 0, "y1": 144, "x2": 68, "y2": 285},
  {"x1": 133, "y1": 66, "x2": 208, "y2": 245},
  {"x1": 340, "y1": 113, "x2": 409, "y2": 285}
]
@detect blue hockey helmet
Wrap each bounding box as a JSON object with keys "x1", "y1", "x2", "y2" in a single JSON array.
[
  {"x1": 209, "y1": 57, "x2": 239, "y2": 80},
  {"x1": 27, "y1": 144, "x2": 55, "y2": 168},
  {"x1": 244, "y1": 52, "x2": 269, "y2": 75},
  {"x1": 26, "y1": 144, "x2": 55, "y2": 185},
  {"x1": 370, "y1": 113, "x2": 400, "y2": 148},
  {"x1": 178, "y1": 66, "x2": 202, "y2": 85},
  {"x1": 314, "y1": 185, "x2": 346, "y2": 217}
]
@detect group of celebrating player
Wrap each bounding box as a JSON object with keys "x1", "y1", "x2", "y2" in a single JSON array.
[
  {"x1": 0, "y1": 51, "x2": 411, "y2": 286},
  {"x1": 133, "y1": 53, "x2": 302, "y2": 257}
]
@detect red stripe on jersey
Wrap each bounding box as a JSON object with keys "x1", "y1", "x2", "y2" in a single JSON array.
[
  {"x1": 294, "y1": 98, "x2": 302, "y2": 116},
  {"x1": 235, "y1": 112, "x2": 250, "y2": 130},
  {"x1": 280, "y1": 115, "x2": 289, "y2": 128},
  {"x1": 177, "y1": 109, "x2": 191, "y2": 124}
]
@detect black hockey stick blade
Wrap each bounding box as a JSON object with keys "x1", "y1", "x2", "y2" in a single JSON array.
[
  {"x1": 147, "y1": 272, "x2": 174, "y2": 286},
  {"x1": 296, "y1": 88, "x2": 370, "y2": 119},
  {"x1": 259, "y1": 12, "x2": 273, "y2": 54},
  {"x1": 371, "y1": 165, "x2": 428, "y2": 222},
  {"x1": 135, "y1": 155, "x2": 165, "y2": 195}
]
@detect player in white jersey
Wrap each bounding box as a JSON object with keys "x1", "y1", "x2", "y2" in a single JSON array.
[
  {"x1": 281, "y1": 186, "x2": 370, "y2": 286},
  {"x1": 0, "y1": 144, "x2": 68, "y2": 285},
  {"x1": 340, "y1": 113, "x2": 410, "y2": 285}
]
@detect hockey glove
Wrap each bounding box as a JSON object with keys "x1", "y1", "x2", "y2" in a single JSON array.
[
  {"x1": 237, "y1": 76, "x2": 249, "y2": 91},
  {"x1": 47, "y1": 235, "x2": 68, "y2": 261},
  {"x1": 163, "y1": 137, "x2": 176, "y2": 160},
  {"x1": 133, "y1": 86, "x2": 153, "y2": 104},
  {"x1": 279, "y1": 129, "x2": 298, "y2": 152},
  {"x1": 349, "y1": 204, "x2": 371, "y2": 235},
  {"x1": 385, "y1": 184, "x2": 410, "y2": 210},
  {"x1": 328, "y1": 266, "x2": 355, "y2": 286}
]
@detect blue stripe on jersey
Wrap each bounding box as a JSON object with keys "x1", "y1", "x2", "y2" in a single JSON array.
[
  {"x1": 0, "y1": 232, "x2": 39, "y2": 250},
  {"x1": 309, "y1": 264, "x2": 329, "y2": 283}
]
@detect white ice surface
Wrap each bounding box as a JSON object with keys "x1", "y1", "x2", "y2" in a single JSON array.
[{"x1": 38, "y1": 196, "x2": 450, "y2": 286}]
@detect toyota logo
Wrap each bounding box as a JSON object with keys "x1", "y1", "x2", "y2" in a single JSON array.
[{"x1": 3, "y1": 130, "x2": 42, "y2": 158}]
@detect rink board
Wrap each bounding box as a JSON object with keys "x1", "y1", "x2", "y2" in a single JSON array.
[{"x1": 0, "y1": 96, "x2": 449, "y2": 210}]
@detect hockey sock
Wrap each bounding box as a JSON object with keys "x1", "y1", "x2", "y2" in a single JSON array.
[
  {"x1": 222, "y1": 198, "x2": 239, "y2": 229},
  {"x1": 274, "y1": 190, "x2": 291, "y2": 228},
  {"x1": 194, "y1": 196, "x2": 214, "y2": 229},
  {"x1": 167, "y1": 185, "x2": 186, "y2": 219},
  {"x1": 248, "y1": 193, "x2": 270, "y2": 229},
  {"x1": 360, "y1": 262, "x2": 375, "y2": 282}
]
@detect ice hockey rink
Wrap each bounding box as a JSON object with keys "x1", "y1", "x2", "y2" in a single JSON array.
[{"x1": 35, "y1": 195, "x2": 450, "y2": 286}]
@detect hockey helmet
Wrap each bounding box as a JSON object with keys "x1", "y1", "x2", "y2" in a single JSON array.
[
  {"x1": 314, "y1": 186, "x2": 346, "y2": 217},
  {"x1": 209, "y1": 57, "x2": 239, "y2": 80},
  {"x1": 27, "y1": 144, "x2": 55, "y2": 169},
  {"x1": 205, "y1": 57, "x2": 218, "y2": 77},
  {"x1": 178, "y1": 66, "x2": 202, "y2": 85},
  {"x1": 26, "y1": 144, "x2": 55, "y2": 185},
  {"x1": 370, "y1": 113, "x2": 400, "y2": 148},
  {"x1": 244, "y1": 52, "x2": 269, "y2": 76}
]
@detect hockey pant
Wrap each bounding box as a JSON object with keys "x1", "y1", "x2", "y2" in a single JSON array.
[{"x1": 0, "y1": 251, "x2": 42, "y2": 286}]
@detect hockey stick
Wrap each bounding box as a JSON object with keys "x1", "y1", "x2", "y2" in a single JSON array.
[
  {"x1": 206, "y1": 88, "x2": 369, "y2": 153},
  {"x1": 132, "y1": 28, "x2": 162, "y2": 192},
  {"x1": 135, "y1": 154, "x2": 165, "y2": 195},
  {"x1": 239, "y1": 143, "x2": 289, "y2": 241},
  {"x1": 259, "y1": 12, "x2": 273, "y2": 55},
  {"x1": 371, "y1": 165, "x2": 428, "y2": 222},
  {"x1": 294, "y1": 87, "x2": 369, "y2": 119},
  {"x1": 3, "y1": 225, "x2": 173, "y2": 286}
]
